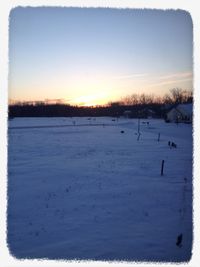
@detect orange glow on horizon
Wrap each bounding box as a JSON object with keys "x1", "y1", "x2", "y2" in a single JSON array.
[{"x1": 67, "y1": 91, "x2": 113, "y2": 107}]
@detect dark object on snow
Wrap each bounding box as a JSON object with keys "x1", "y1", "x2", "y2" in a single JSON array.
[
  {"x1": 137, "y1": 132, "x2": 141, "y2": 141},
  {"x1": 161, "y1": 160, "x2": 165, "y2": 176},
  {"x1": 171, "y1": 142, "x2": 177, "y2": 148},
  {"x1": 121, "y1": 130, "x2": 124, "y2": 133},
  {"x1": 158, "y1": 132, "x2": 160, "y2": 142},
  {"x1": 168, "y1": 141, "x2": 177, "y2": 148},
  {"x1": 176, "y1": 234, "x2": 183, "y2": 248}
]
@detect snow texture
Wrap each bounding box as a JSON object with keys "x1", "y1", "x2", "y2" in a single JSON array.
[{"x1": 7, "y1": 117, "x2": 193, "y2": 262}]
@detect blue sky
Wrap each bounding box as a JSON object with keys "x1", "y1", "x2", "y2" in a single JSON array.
[{"x1": 9, "y1": 7, "x2": 193, "y2": 106}]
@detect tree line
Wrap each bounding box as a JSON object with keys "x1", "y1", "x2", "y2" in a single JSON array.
[
  {"x1": 118, "y1": 88, "x2": 193, "y2": 106},
  {"x1": 9, "y1": 88, "x2": 192, "y2": 118}
]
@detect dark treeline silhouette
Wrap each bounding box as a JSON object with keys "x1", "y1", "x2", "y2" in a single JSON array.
[
  {"x1": 9, "y1": 102, "x2": 165, "y2": 118},
  {"x1": 9, "y1": 88, "x2": 193, "y2": 118},
  {"x1": 120, "y1": 88, "x2": 193, "y2": 105}
]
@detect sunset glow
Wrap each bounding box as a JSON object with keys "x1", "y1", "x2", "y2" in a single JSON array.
[
  {"x1": 9, "y1": 8, "x2": 193, "y2": 105},
  {"x1": 69, "y1": 91, "x2": 110, "y2": 107}
]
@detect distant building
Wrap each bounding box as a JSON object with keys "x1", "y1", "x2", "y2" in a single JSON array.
[{"x1": 166, "y1": 103, "x2": 193, "y2": 123}]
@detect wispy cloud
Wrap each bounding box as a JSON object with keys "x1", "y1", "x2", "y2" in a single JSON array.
[
  {"x1": 110, "y1": 73, "x2": 149, "y2": 80},
  {"x1": 157, "y1": 71, "x2": 193, "y2": 81},
  {"x1": 148, "y1": 78, "x2": 192, "y2": 88},
  {"x1": 147, "y1": 71, "x2": 193, "y2": 88}
]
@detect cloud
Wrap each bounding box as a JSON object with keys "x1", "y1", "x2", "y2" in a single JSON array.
[
  {"x1": 157, "y1": 71, "x2": 193, "y2": 81},
  {"x1": 110, "y1": 73, "x2": 149, "y2": 80},
  {"x1": 147, "y1": 71, "x2": 193, "y2": 88},
  {"x1": 148, "y1": 78, "x2": 192, "y2": 88}
]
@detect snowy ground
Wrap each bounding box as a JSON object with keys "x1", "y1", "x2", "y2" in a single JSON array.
[{"x1": 7, "y1": 117, "x2": 193, "y2": 262}]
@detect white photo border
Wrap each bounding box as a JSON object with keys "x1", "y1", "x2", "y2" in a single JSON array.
[{"x1": 1, "y1": 1, "x2": 199, "y2": 267}]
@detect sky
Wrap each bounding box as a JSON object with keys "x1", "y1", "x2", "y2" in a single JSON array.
[{"x1": 8, "y1": 7, "x2": 193, "y2": 106}]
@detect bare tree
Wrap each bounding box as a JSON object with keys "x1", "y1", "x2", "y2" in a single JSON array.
[
  {"x1": 163, "y1": 93, "x2": 173, "y2": 104},
  {"x1": 120, "y1": 88, "x2": 192, "y2": 106},
  {"x1": 121, "y1": 94, "x2": 139, "y2": 105},
  {"x1": 169, "y1": 88, "x2": 193, "y2": 104},
  {"x1": 182, "y1": 89, "x2": 193, "y2": 103},
  {"x1": 139, "y1": 93, "x2": 155, "y2": 105},
  {"x1": 154, "y1": 95, "x2": 163, "y2": 104},
  {"x1": 170, "y1": 88, "x2": 185, "y2": 104}
]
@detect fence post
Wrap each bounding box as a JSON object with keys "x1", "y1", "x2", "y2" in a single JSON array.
[
  {"x1": 158, "y1": 133, "x2": 160, "y2": 142},
  {"x1": 161, "y1": 160, "x2": 165, "y2": 176},
  {"x1": 137, "y1": 118, "x2": 140, "y2": 134}
]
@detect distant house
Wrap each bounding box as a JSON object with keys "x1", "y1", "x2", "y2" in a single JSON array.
[{"x1": 166, "y1": 103, "x2": 193, "y2": 123}]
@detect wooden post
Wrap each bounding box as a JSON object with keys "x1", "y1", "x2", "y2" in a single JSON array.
[
  {"x1": 161, "y1": 160, "x2": 165, "y2": 176},
  {"x1": 158, "y1": 133, "x2": 160, "y2": 142},
  {"x1": 137, "y1": 132, "x2": 141, "y2": 141},
  {"x1": 138, "y1": 118, "x2": 140, "y2": 134}
]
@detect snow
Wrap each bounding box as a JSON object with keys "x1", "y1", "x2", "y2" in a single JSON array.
[{"x1": 7, "y1": 117, "x2": 193, "y2": 262}]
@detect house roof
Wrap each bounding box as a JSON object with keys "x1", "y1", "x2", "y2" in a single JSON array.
[{"x1": 176, "y1": 103, "x2": 193, "y2": 115}]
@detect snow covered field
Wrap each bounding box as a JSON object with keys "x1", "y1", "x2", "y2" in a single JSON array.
[{"x1": 7, "y1": 117, "x2": 193, "y2": 262}]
